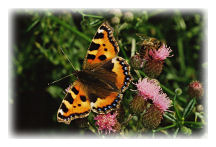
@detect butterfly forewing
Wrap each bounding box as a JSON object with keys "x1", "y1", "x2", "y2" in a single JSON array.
[
  {"x1": 83, "y1": 22, "x2": 119, "y2": 69},
  {"x1": 57, "y1": 81, "x2": 91, "y2": 124}
]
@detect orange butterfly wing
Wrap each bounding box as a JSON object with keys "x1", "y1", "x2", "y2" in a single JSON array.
[
  {"x1": 57, "y1": 81, "x2": 91, "y2": 124},
  {"x1": 92, "y1": 57, "x2": 132, "y2": 114},
  {"x1": 83, "y1": 22, "x2": 119, "y2": 69}
]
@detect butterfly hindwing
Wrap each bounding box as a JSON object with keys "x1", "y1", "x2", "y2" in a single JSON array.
[
  {"x1": 111, "y1": 56, "x2": 132, "y2": 92},
  {"x1": 91, "y1": 56, "x2": 132, "y2": 114},
  {"x1": 57, "y1": 81, "x2": 91, "y2": 124},
  {"x1": 92, "y1": 92, "x2": 123, "y2": 114},
  {"x1": 83, "y1": 22, "x2": 119, "y2": 69}
]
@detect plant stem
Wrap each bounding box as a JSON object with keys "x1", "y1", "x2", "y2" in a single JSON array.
[
  {"x1": 138, "y1": 70, "x2": 147, "y2": 77},
  {"x1": 173, "y1": 95, "x2": 182, "y2": 121},
  {"x1": 79, "y1": 11, "x2": 104, "y2": 19},
  {"x1": 120, "y1": 46, "x2": 129, "y2": 60},
  {"x1": 134, "y1": 70, "x2": 142, "y2": 79},
  {"x1": 184, "y1": 121, "x2": 204, "y2": 125},
  {"x1": 131, "y1": 38, "x2": 136, "y2": 57},
  {"x1": 177, "y1": 37, "x2": 186, "y2": 73}
]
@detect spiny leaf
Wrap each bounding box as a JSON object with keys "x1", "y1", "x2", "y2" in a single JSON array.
[{"x1": 183, "y1": 98, "x2": 196, "y2": 119}]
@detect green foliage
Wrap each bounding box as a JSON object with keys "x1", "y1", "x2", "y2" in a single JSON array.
[{"x1": 12, "y1": 9, "x2": 206, "y2": 137}]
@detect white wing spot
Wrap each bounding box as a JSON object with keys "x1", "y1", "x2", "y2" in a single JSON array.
[
  {"x1": 59, "y1": 109, "x2": 63, "y2": 115},
  {"x1": 90, "y1": 102, "x2": 95, "y2": 108},
  {"x1": 98, "y1": 29, "x2": 104, "y2": 33}
]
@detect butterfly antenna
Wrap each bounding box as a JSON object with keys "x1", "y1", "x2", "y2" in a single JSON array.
[
  {"x1": 60, "y1": 47, "x2": 77, "y2": 72},
  {"x1": 48, "y1": 74, "x2": 74, "y2": 86}
]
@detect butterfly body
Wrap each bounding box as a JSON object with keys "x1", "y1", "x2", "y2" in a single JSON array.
[{"x1": 57, "y1": 22, "x2": 132, "y2": 124}]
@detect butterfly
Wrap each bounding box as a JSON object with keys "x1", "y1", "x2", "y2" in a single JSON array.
[{"x1": 57, "y1": 22, "x2": 132, "y2": 124}]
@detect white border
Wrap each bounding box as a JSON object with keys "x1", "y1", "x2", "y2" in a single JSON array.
[{"x1": 1, "y1": 0, "x2": 215, "y2": 147}]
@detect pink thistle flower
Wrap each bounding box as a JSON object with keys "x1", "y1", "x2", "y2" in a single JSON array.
[
  {"x1": 136, "y1": 78, "x2": 171, "y2": 112},
  {"x1": 136, "y1": 78, "x2": 160, "y2": 100},
  {"x1": 94, "y1": 112, "x2": 118, "y2": 134},
  {"x1": 149, "y1": 44, "x2": 173, "y2": 61},
  {"x1": 153, "y1": 92, "x2": 171, "y2": 112}
]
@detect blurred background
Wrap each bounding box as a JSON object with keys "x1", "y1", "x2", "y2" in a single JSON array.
[{"x1": 9, "y1": 9, "x2": 206, "y2": 137}]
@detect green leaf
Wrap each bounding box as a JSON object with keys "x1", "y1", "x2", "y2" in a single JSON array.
[
  {"x1": 163, "y1": 112, "x2": 176, "y2": 122},
  {"x1": 183, "y1": 98, "x2": 196, "y2": 119},
  {"x1": 153, "y1": 124, "x2": 176, "y2": 132},
  {"x1": 173, "y1": 127, "x2": 179, "y2": 138},
  {"x1": 87, "y1": 112, "x2": 97, "y2": 131},
  {"x1": 26, "y1": 18, "x2": 40, "y2": 32},
  {"x1": 184, "y1": 121, "x2": 204, "y2": 128},
  {"x1": 173, "y1": 95, "x2": 182, "y2": 121}
]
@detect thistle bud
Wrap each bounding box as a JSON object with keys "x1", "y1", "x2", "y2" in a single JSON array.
[
  {"x1": 143, "y1": 59, "x2": 164, "y2": 78},
  {"x1": 188, "y1": 81, "x2": 204, "y2": 98},
  {"x1": 111, "y1": 16, "x2": 120, "y2": 25},
  {"x1": 116, "y1": 105, "x2": 125, "y2": 123},
  {"x1": 110, "y1": 9, "x2": 122, "y2": 18},
  {"x1": 130, "y1": 94, "x2": 148, "y2": 114},
  {"x1": 130, "y1": 54, "x2": 145, "y2": 70},
  {"x1": 112, "y1": 121, "x2": 121, "y2": 133},
  {"x1": 123, "y1": 11, "x2": 134, "y2": 22},
  {"x1": 175, "y1": 88, "x2": 183, "y2": 96},
  {"x1": 196, "y1": 104, "x2": 204, "y2": 112},
  {"x1": 142, "y1": 105, "x2": 163, "y2": 129}
]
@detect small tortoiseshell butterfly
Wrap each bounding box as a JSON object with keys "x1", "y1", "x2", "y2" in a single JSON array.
[{"x1": 57, "y1": 22, "x2": 132, "y2": 124}]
